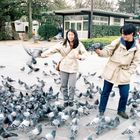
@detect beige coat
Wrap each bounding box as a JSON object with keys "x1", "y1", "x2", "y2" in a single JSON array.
[
  {"x1": 99, "y1": 37, "x2": 140, "y2": 85},
  {"x1": 41, "y1": 41, "x2": 88, "y2": 73}
]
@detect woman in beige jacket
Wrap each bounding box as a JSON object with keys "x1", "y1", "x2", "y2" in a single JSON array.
[
  {"x1": 95, "y1": 23, "x2": 140, "y2": 119},
  {"x1": 41, "y1": 29, "x2": 88, "y2": 107}
]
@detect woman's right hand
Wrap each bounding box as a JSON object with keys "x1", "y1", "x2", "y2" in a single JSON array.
[
  {"x1": 40, "y1": 53, "x2": 46, "y2": 58},
  {"x1": 95, "y1": 49, "x2": 101, "y2": 56}
]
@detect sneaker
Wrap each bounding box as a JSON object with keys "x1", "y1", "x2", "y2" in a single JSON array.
[
  {"x1": 99, "y1": 111, "x2": 104, "y2": 116},
  {"x1": 69, "y1": 102, "x2": 74, "y2": 107},
  {"x1": 64, "y1": 102, "x2": 69, "y2": 107},
  {"x1": 117, "y1": 111, "x2": 129, "y2": 119}
]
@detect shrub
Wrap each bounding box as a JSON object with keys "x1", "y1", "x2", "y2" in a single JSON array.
[
  {"x1": 93, "y1": 25, "x2": 120, "y2": 37},
  {"x1": 0, "y1": 31, "x2": 12, "y2": 40},
  {"x1": 38, "y1": 23, "x2": 58, "y2": 40},
  {"x1": 81, "y1": 36, "x2": 119, "y2": 49}
]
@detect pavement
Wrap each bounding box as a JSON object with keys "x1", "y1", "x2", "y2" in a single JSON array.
[{"x1": 0, "y1": 39, "x2": 140, "y2": 140}]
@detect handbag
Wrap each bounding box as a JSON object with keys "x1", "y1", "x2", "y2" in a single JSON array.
[
  {"x1": 56, "y1": 61, "x2": 61, "y2": 71},
  {"x1": 56, "y1": 49, "x2": 72, "y2": 71}
]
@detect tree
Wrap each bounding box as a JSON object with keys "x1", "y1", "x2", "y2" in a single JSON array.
[
  {"x1": 66, "y1": 0, "x2": 117, "y2": 11},
  {"x1": 0, "y1": 0, "x2": 71, "y2": 40},
  {"x1": 0, "y1": 0, "x2": 27, "y2": 40},
  {"x1": 118, "y1": 0, "x2": 138, "y2": 14},
  {"x1": 94, "y1": 0, "x2": 117, "y2": 11}
]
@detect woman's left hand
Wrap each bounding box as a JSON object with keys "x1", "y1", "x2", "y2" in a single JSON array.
[{"x1": 76, "y1": 54, "x2": 85, "y2": 60}]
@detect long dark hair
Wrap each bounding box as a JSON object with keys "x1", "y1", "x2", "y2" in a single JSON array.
[{"x1": 63, "y1": 29, "x2": 79, "y2": 49}]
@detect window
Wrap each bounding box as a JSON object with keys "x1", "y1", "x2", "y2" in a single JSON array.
[
  {"x1": 77, "y1": 23, "x2": 81, "y2": 31},
  {"x1": 114, "y1": 18, "x2": 120, "y2": 23},
  {"x1": 114, "y1": 18, "x2": 120, "y2": 26},
  {"x1": 83, "y1": 21, "x2": 88, "y2": 31},
  {"x1": 83, "y1": 15, "x2": 88, "y2": 20},
  {"x1": 71, "y1": 23, "x2": 75, "y2": 29},
  {"x1": 65, "y1": 22, "x2": 70, "y2": 30},
  {"x1": 93, "y1": 16, "x2": 108, "y2": 21}
]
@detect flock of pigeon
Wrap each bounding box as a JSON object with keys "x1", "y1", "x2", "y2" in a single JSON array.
[{"x1": 0, "y1": 42, "x2": 140, "y2": 140}]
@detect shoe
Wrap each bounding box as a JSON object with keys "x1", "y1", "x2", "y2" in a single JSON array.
[
  {"x1": 64, "y1": 102, "x2": 69, "y2": 107},
  {"x1": 117, "y1": 111, "x2": 129, "y2": 119},
  {"x1": 99, "y1": 111, "x2": 104, "y2": 116},
  {"x1": 69, "y1": 102, "x2": 74, "y2": 107}
]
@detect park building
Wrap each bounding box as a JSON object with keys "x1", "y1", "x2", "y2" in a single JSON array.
[{"x1": 46, "y1": 8, "x2": 140, "y2": 39}]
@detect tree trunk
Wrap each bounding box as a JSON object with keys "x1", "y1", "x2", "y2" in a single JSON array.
[{"x1": 11, "y1": 22, "x2": 20, "y2": 40}]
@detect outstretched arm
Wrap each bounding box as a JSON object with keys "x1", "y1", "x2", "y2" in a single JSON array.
[
  {"x1": 41, "y1": 43, "x2": 62, "y2": 58},
  {"x1": 95, "y1": 38, "x2": 120, "y2": 57}
]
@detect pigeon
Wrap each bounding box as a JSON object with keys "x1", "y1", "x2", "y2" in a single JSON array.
[
  {"x1": 110, "y1": 90, "x2": 115, "y2": 98},
  {"x1": 20, "y1": 66, "x2": 25, "y2": 71},
  {"x1": 70, "y1": 118, "x2": 80, "y2": 140},
  {"x1": 0, "y1": 127, "x2": 18, "y2": 139},
  {"x1": 44, "y1": 130, "x2": 56, "y2": 140},
  {"x1": 54, "y1": 77, "x2": 61, "y2": 85},
  {"x1": 0, "y1": 65, "x2": 6, "y2": 69},
  {"x1": 89, "y1": 43, "x2": 103, "y2": 51},
  {"x1": 26, "y1": 63, "x2": 40, "y2": 72},
  {"x1": 23, "y1": 46, "x2": 43, "y2": 58},
  {"x1": 94, "y1": 99, "x2": 99, "y2": 106},
  {"x1": 44, "y1": 62, "x2": 48, "y2": 66},
  {"x1": 85, "y1": 134, "x2": 93, "y2": 140},
  {"x1": 122, "y1": 122, "x2": 136, "y2": 135},
  {"x1": 29, "y1": 124, "x2": 42, "y2": 139},
  {"x1": 42, "y1": 71, "x2": 50, "y2": 76},
  {"x1": 77, "y1": 73, "x2": 82, "y2": 80}
]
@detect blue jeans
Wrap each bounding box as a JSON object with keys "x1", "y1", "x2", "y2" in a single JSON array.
[{"x1": 99, "y1": 80, "x2": 130, "y2": 113}]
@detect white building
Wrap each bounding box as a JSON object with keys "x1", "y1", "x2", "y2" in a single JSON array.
[
  {"x1": 14, "y1": 20, "x2": 39, "y2": 35},
  {"x1": 51, "y1": 8, "x2": 136, "y2": 39}
]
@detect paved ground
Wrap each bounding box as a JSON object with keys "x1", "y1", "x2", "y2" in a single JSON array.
[{"x1": 0, "y1": 40, "x2": 140, "y2": 140}]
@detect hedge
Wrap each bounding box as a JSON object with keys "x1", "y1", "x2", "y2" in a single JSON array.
[
  {"x1": 81, "y1": 36, "x2": 119, "y2": 49},
  {"x1": 92, "y1": 25, "x2": 120, "y2": 37}
]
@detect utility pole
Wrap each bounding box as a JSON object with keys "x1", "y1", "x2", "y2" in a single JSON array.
[
  {"x1": 133, "y1": 0, "x2": 136, "y2": 14},
  {"x1": 90, "y1": 0, "x2": 93, "y2": 38},
  {"x1": 28, "y1": 0, "x2": 32, "y2": 39}
]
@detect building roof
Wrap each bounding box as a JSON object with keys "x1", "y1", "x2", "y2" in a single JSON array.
[
  {"x1": 52, "y1": 8, "x2": 134, "y2": 18},
  {"x1": 125, "y1": 19, "x2": 140, "y2": 23}
]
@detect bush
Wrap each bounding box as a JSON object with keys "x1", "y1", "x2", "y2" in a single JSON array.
[
  {"x1": 38, "y1": 23, "x2": 58, "y2": 40},
  {"x1": 93, "y1": 25, "x2": 120, "y2": 37},
  {"x1": 81, "y1": 36, "x2": 119, "y2": 49},
  {"x1": 0, "y1": 31, "x2": 12, "y2": 40}
]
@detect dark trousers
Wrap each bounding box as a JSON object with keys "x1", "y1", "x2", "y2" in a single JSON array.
[{"x1": 99, "y1": 80, "x2": 130, "y2": 112}]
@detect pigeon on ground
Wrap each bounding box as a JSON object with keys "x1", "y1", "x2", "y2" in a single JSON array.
[
  {"x1": 0, "y1": 65, "x2": 6, "y2": 69},
  {"x1": 0, "y1": 127, "x2": 18, "y2": 139},
  {"x1": 28, "y1": 124, "x2": 42, "y2": 139},
  {"x1": 122, "y1": 122, "x2": 136, "y2": 135},
  {"x1": 43, "y1": 129, "x2": 56, "y2": 140}
]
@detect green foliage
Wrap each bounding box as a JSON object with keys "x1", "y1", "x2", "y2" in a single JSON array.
[
  {"x1": 0, "y1": 0, "x2": 27, "y2": 40},
  {"x1": 118, "y1": 0, "x2": 135, "y2": 14},
  {"x1": 0, "y1": 27, "x2": 12, "y2": 40},
  {"x1": 38, "y1": 23, "x2": 58, "y2": 40},
  {"x1": 81, "y1": 36, "x2": 119, "y2": 49},
  {"x1": 93, "y1": 25, "x2": 120, "y2": 37}
]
